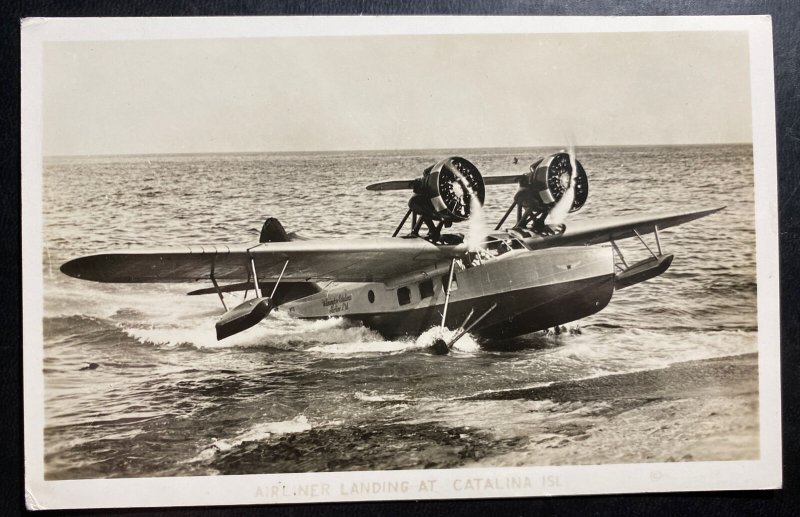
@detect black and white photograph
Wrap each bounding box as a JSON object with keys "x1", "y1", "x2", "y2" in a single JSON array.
[{"x1": 22, "y1": 16, "x2": 781, "y2": 509}]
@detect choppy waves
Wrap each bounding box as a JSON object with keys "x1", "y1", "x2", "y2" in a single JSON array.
[{"x1": 41, "y1": 144, "x2": 758, "y2": 478}]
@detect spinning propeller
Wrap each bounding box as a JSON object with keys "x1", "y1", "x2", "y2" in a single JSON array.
[
  {"x1": 367, "y1": 157, "x2": 486, "y2": 223},
  {"x1": 544, "y1": 149, "x2": 584, "y2": 226},
  {"x1": 366, "y1": 151, "x2": 589, "y2": 239},
  {"x1": 495, "y1": 151, "x2": 589, "y2": 231},
  {"x1": 368, "y1": 157, "x2": 492, "y2": 239}
]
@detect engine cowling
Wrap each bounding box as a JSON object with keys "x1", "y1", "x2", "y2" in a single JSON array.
[
  {"x1": 514, "y1": 152, "x2": 588, "y2": 213},
  {"x1": 407, "y1": 156, "x2": 486, "y2": 223}
]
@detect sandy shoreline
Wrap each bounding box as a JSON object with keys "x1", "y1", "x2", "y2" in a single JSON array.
[
  {"x1": 466, "y1": 352, "x2": 760, "y2": 466},
  {"x1": 205, "y1": 353, "x2": 760, "y2": 476},
  {"x1": 45, "y1": 352, "x2": 759, "y2": 478}
]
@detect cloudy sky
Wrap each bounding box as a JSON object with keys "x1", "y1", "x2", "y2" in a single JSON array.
[{"x1": 43, "y1": 31, "x2": 752, "y2": 156}]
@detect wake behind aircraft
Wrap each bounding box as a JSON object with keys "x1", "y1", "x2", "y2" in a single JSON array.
[{"x1": 60, "y1": 152, "x2": 723, "y2": 353}]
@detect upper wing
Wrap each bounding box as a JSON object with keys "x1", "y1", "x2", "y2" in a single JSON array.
[
  {"x1": 60, "y1": 237, "x2": 466, "y2": 283},
  {"x1": 520, "y1": 206, "x2": 724, "y2": 250},
  {"x1": 366, "y1": 175, "x2": 521, "y2": 191}
]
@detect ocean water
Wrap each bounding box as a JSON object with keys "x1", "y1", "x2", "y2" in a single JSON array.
[{"x1": 40, "y1": 145, "x2": 757, "y2": 479}]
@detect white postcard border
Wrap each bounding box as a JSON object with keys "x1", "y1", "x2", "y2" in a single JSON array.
[{"x1": 22, "y1": 15, "x2": 781, "y2": 509}]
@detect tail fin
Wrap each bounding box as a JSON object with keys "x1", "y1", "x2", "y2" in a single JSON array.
[{"x1": 259, "y1": 217, "x2": 291, "y2": 243}]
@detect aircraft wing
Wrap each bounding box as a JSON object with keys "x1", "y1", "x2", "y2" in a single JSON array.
[
  {"x1": 60, "y1": 238, "x2": 467, "y2": 284},
  {"x1": 61, "y1": 207, "x2": 723, "y2": 284},
  {"x1": 520, "y1": 206, "x2": 725, "y2": 250},
  {"x1": 366, "y1": 174, "x2": 520, "y2": 191}
]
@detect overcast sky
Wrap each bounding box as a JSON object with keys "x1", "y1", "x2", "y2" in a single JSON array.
[{"x1": 43, "y1": 31, "x2": 752, "y2": 156}]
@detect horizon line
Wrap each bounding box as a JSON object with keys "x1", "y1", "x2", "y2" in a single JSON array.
[{"x1": 43, "y1": 141, "x2": 754, "y2": 160}]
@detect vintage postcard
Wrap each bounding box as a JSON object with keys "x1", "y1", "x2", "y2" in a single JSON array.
[{"x1": 22, "y1": 16, "x2": 781, "y2": 509}]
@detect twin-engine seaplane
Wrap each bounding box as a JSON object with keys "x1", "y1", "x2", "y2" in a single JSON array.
[{"x1": 61, "y1": 152, "x2": 722, "y2": 353}]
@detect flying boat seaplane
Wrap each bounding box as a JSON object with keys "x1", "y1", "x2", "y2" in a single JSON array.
[{"x1": 60, "y1": 152, "x2": 723, "y2": 354}]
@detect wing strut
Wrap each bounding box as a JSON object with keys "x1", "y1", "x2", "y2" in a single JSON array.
[
  {"x1": 613, "y1": 228, "x2": 674, "y2": 290},
  {"x1": 269, "y1": 260, "x2": 290, "y2": 298},
  {"x1": 249, "y1": 257, "x2": 262, "y2": 298},
  {"x1": 440, "y1": 258, "x2": 457, "y2": 329},
  {"x1": 215, "y1": 257, "x2": 289, "y2": 341}
]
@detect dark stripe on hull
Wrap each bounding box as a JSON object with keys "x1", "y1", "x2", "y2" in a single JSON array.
[
  {"x1": 324, "y1": 273, "x2": 615, "y2": 339},
  {"x1": 477, "y1": 274, "x2": 614, "y2": 339}
]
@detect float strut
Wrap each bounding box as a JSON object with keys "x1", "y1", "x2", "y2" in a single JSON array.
[
  {"x1": 654, "y1": 225, "x2": 662, "y2": 256},
  {"x1": 633, "y1": 229, "x2": 658, "y2": 259},
  {"x1": 610, "y1": 239, "x2": 629, "y2": 269},
  {"x1": 210, "y1": 263, "x2": 227, "y2": 312}
]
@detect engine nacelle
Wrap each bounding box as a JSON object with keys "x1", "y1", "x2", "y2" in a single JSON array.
[
  {"x1": 514, "y1": 152, "x2": 589, "y2": 213},
  {"x1": 407, "y1": 156, "x2": 486, "y2": 223}
]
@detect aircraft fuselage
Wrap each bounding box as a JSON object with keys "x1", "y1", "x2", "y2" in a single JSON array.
[{"x1": 283, "y1": 244, "x2": 615, "y2": 339}]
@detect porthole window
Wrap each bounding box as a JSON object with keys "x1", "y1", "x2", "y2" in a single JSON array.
[{"x1": 368, "y1": 290, "x2": 375, "y2": 303}]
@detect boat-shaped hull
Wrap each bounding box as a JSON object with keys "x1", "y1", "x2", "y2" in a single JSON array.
[{"x1": 285, "y1": 245, "x2": 615, "y2": 339}]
